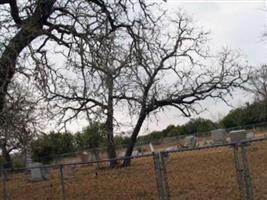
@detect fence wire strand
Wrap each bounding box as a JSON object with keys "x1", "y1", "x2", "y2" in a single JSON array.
[{"x1": 1, "y1": 134, "x2": 267, "y2": 199}]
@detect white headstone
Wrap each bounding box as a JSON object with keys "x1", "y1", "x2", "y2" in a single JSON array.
[
  {"x1": 165, "y1": 146, "x2": 178, "y2": 151},
  {"x1": 30, "y1": 162, "x2": 49, "y2": 181},
  {"x1": 211, "y1": 129, "x2": 226, "y2": 145},
  {"x1": 149, "y1": 143, "x2": 155, "y2": 152},
  {"x1": 80, "y1": 151, "x2": 89, "y2": 163},
  {"x1": 184, "y1": 136, "x2": 197, "y2": 148},
  {"x1": 246, "y1": 132, "x2": 255, "y2": 140},
  {"x1": 132, "y1": 150, "x2": 139, "y2": 156},
  {"x1": 229, "y1": 129, "x2": 247, "y2": 143}
]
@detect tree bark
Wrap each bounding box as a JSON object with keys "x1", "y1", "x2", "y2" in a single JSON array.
[
  {"x1": 123, "y1": 113, "x2": 146, "y2": 167},
  {"x1": 0, "y1": 0, "x2": 56, "y2": 113},
  {"x1": 105, "y1": 76, "x2": 117, "y2": 167},
  {"x1": 1, "y1": 144, "x2": 12, "y2": 169},
  {"x1": 0, "y1": 28, "x2": 41, "y2": 112}
]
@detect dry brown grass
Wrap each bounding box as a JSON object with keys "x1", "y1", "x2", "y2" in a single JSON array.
[{"x1": 1, "y1": 140, "x2": 267, "y2": 200}]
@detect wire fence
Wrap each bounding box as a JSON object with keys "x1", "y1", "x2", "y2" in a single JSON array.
[
  {"x1": 29, "y1": 121, "x2": 267, "y2": 166},
  {"x1": 166, "y1": 146, "x2": 239, "y2": 199},
  {"x1": 1, "y1": 131, "x2": 267, "y2": 199}
]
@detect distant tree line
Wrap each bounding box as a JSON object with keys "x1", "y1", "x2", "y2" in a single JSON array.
[
  {"x1": 137, "y1": 99, "x2": 267, "y2": 144},
  {"x1": 137, "y1": 118, "x2": 216, "y2": 145},
  {"x1": 31, "y1": 123, "x2": 130, "y2": 164},
  {"x1": 221, "y1": 100, "x2": 267, "y2": 128},
  {"x1": 1, "y1": 98, "x2": 266, "y2": 168},
  {"x1": 0, "y1": 0, "x2": 251, "y2": 167}
]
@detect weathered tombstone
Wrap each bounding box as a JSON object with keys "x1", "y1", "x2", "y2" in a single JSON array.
[
  {"x1": 165, "y1": 146, "x2": 178, "y2": 151},
  {"x1": 149, "y1": 142, "x2": 155, "y2": 152},
  {"x1": 80, "y1": 151, "x2": 89, "y2": 163},
  {"x1": 132, "y1": 150, "x2": 139, "y2": 157},
  {"x1": 30, "y1": 162, "x2": 49, "y2": 181},
  {"x1": 184, "y1": 136, "x2": 197, "y2": 148},
  {"x1": 229, "y1": 129, "x2": 247, "y2": 143},
  {"x1": 42, "y1": 167, "x2": 49, "y2": 180},
  {"x1": 211, "y1": 129, "x2": 227, "y2": 145},
  {"x1": 246, "y1": 132, "x2": 255, "y2": 140},
  {"x1": 203, "y1": 139, "x2": 213, "y2": 146}
]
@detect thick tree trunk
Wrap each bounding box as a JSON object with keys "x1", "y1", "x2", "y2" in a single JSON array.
[
  {"x1": 106, "y1": 115, "x2": 117, "y2": 168},
  {"x1": 123, "y1": 113, "x2": 146, "y2": 167},
  {"x1": 1, "y1": 144, "x2": 13, "y2": 169},
  {"x1": 0, "y1": 28, "x2": 41, "y2": 112},
  {"x1": 105, "y1": 76, "x2": 117, "y2": 168},
  {"x1": 0, "y1": 0, "x2": 56, "y2": 113}
]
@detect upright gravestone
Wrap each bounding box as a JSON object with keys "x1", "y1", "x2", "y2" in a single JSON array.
[
  {"x1": 80, "y1": 151, "x2": 89, "y2": 163},
  {"x1": 30, "y1": 162, "x2": 49, "y2": 181},
  {"x1": 246, "y1": 132, "x2": 255, "y2": 140},
  {"x1": 184, "y1": 136, "x2": 197, "y2": 148},
  {"x1": 211, "y1": 129, "x2": 227, "y2": 145},
  {"x1": 229, "y1": 129, "x2": 247, "y2": 143},
  {"x1": 149, "y1": 142, "x2": 155, "y2": 152}
]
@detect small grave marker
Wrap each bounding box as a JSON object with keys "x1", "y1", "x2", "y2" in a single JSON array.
[
  {"x1": 246, "y1": 132, "x2": 255, "y2": 140},
  {"x1": 229, "y1": 129, "x2": 247, "y2": 143},
  {"x1": 30, "y1": 162, "x2": 49, "y2": 181},
  {"x1": 211, "y1": 129, "x2": 227, "y2": 145},
  {"x1": 80, "y1": 151, "x2": 89, "y2": 163},
  {"x1": 149, "y1": 142, "x2": 155, "y2": 152},
  {"x1": 184, "y1": 136, "x2": 197, "y2": 148}
]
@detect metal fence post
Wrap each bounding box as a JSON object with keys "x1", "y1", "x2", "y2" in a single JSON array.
[
  {"x1": 233, "y1": 144, "x2": 246, "y2": 200},
  {"x1": 153, "y1": 152, "x2": 170, "y2": 200},
  {"x1": 240, "y1": 144, "x2": 254, "y2": 200},
  {"x1": 59, "y1": 165, "x2": 66, "y2": 200},
  {"x1": 1, "y1": 169, "x2": 8, "y2": 200},
  {"x1": 233, "y1": 143, "x2": 254, "y2": 200}
]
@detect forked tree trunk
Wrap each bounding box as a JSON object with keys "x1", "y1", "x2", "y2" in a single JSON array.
[{"x1": 123, "y1": 113, "x2": 146, "y2": 167}]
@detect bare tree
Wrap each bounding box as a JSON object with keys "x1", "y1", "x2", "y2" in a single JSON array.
[
  {"x1": 0, "y1": 0, "x2": 55, "y2": 113},
  {"x1": 0, "y1": 0, "x2": 156, "y2": 115},
  {"x1": 121, "y1": 13, "x2": 250, "y2": 166},
  {"x1": 0, "y1": 80, "x2": 41, "y2": 168},
  {"x1": 34, "y1": 27, "x2": 134, "y2": 167},
  {"x1": 31, "y1": 9, "x2": 249, "y2": 167},
  {"x1": 245, "y1": 65, "x2": 267, "y2": 101},
  {"x1": 0, "y1": 0, "x2": 159, "y2": 168},
  {"x1": 23, "y1": 2, "x2": 161, "y2": 167}
]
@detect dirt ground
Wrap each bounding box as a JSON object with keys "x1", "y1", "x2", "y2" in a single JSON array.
[{"x1": 1, "y1": 140, "x2": 267, "y2": 199}]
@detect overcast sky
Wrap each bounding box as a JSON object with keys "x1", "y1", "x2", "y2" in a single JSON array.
[
  {"x1": 65, "y1": 1, "x2": 267, "y2": 135},
  {"x1": 136, "y1": 0, "x2": 267, "y2": 134}
]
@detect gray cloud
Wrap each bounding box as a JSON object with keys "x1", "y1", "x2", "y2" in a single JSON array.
[{"x1": 140, "y1": 2, "x2": 267, "y2": 134}]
